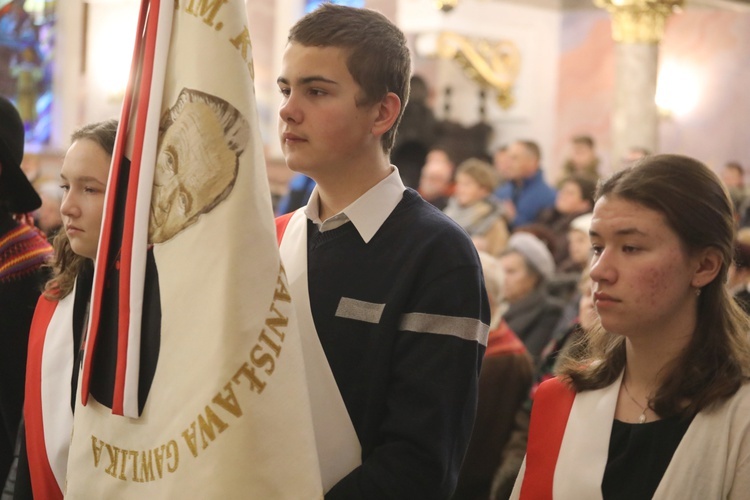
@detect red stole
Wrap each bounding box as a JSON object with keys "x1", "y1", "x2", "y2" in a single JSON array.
[
  {"x1": 275, "y1": 211, "x2": 294, "y2": 245},
  {"x1": 520, "y1": 377, "x2": 576, "y2": 499},
  {"x1": 24, "y1": 296, "x2": 70, "y2": 500}
]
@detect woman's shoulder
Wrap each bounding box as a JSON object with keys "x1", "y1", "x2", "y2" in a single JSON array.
[
  {"x1": 728, "y1": 380, "x2": 750, "y2": 410},
  {"x1": 697, "y1": 380, "x2": 750, "y2": 423}
]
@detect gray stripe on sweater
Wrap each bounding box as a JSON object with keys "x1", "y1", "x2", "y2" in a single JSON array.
[
  {"x1": 335, "y1": 297, "x2": 386, "y2": 324},
  {"x1": 399, "y1": 313, "x2": 489, "y2": 346}
]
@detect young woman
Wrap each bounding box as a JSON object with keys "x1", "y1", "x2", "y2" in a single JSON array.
[
  {"x1": 19, "y1": 119, "x2": 117, "y2": 500},
  {"x1": 512, "y1": 154, "x2": 750, "y2": 499}
]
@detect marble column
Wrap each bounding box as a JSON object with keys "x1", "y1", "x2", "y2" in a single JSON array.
[{"x1": 595, "y1": 0, "x2": 683, "y2": 168}]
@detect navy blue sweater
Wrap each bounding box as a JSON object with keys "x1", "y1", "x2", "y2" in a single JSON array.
[{"x1": 305, "y1": 189, "x2": 489, "y2": 499}]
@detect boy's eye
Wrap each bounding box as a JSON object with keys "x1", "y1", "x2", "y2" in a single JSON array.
[
  {"x1": 60, "y1": 184, "x2": 70, "y2": 192},
  {"x1": 279, "y1": 87, "x2": 290, "y2": 97}
]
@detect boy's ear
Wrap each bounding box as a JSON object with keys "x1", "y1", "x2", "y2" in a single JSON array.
[{"x1": 371, "y1": 92, "x2": 401, "y2": 138}]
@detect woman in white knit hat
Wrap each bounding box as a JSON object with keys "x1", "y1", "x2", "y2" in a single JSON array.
[{"x1": 499, "y1": 231, "x2": 564, "y2": 361}]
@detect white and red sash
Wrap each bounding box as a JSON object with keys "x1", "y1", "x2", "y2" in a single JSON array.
[
  {"x1": 514, "y1": 374, "x2": 622, "y2": 499},
  {"x1": 276, "y1": 209, "x2": 362, "y2": 491},
  {"x1": 24, "y1": 292, "x2": 76, "y2": 500},
  {"x1": 516, "y1": 374, "x2": 750, "y2": 499}
]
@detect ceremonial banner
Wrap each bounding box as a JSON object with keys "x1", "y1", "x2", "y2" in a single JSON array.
[{"x1": 65, "y1": 0, "x2": 324, "y2": 497}]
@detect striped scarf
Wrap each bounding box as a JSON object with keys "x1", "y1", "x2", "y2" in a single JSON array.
[{"x1": 0, "y1": 222, "x2": 53, "y2": 283}]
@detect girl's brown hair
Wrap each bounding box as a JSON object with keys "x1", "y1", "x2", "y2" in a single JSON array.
[
  {"x1": 558, "y1": 154, "x2": 750, "y2": 417},
  {"x1": 44, "y1": 119, "x2": 117, "y2": 300}
]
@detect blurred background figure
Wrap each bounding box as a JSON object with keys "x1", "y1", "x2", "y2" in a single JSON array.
[
  {"x1": 559, "y1": 134, "x2": 599, "y2": 183},
  {"x1": 274, "y1": 173, "x2": 315, "y2": 216},
  {"x1": 499, "y1": 232, "x2": 563, "y2": 360},
  {"x1": 390, "y1": 75, "x2": 437, "y2": 189},
  {"x1": 728, "y1": 228, "x2": 750, "y2": 314},
  {"x1": 558, "y1": 212, "x2": 594, "y2": 274},
  {"x1": 494, "y1": 140, "x2": 556, "y2": 229},
  {"x1": 721, "y1": 161, "x2": 747, "y2": 222},
  {"x1": 34, "y1": 180, "x2": 63, "y2": 238},
  {"x1": 453, "y1": 251, "x2": 533, "y2": 500},
  {"x1": 444, "y1": 158, "x2": 508, "y2": 256},
  {"x1": 493, "y1": 145, "x2": 510, "y2": 184},
  {"x1": 418, "y1": 148, "x2": 455, "y2": 210},
  {"x1": 537, "y1": 175, "x2": 595, "y2": 266},
  {"x1": 548, "y1": 211, "x2": 593, "y2": 304}
]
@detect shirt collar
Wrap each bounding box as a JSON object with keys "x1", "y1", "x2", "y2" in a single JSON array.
[{"x1": 304, "y1": 166, "x2": 405, "y2": 243}]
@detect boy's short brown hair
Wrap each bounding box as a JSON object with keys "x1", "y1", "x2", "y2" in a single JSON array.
[{"x1": 288, "y1": 4, "x2": 411, "y2": 154}]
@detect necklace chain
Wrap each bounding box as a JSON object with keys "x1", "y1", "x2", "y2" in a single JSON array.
[{"x1": 622, "y1": 381, "x2": 649, "y2": 424}]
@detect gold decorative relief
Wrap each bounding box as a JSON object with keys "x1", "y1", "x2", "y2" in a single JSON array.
[
  {"x1": 437, "y1": 32, "x2": 521, "y2": 109},
  {"x1": 595, "y1": 0, "x2": 684, "y2": 43}
]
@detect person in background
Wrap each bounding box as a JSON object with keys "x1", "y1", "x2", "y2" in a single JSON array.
[
  {"x1": 537, "y1": 175, "x2": 595, "y2": 266},
  {"x1": 728, "y1": 227, "x2": 750, "y2": 314},
  {"x1": 275, "y1": 172, "x2": 316, "y2": 216},
  {"x1": 557, "y1": 212, "x2": 594, "y2": 275},
  {"x1": 417, "y1": 148, "x2": 455, "y2": 211},
  {"x1": 0, "y1": 96, "x2": 52, "y2": 491},
  {"x1": 16, "y1": 119, "x2": 117, "y2": 499},
  {"x1": 559, "y1": 135, "x2": 599, "y2": 183},
  {"x1": 512, "y1": 154, "x2": 750, "y2": 499},
  {"x1": 492, "y1": 145, "x2": 510, "y2": 184},
  {"x1": 721, "y1": 161, "x2": 745, "y2": 211},
  {"x1": 444, "y1": 158, "x2": 508, "y2": 255},
  {"x1": 453, "y1": 251, "x2": 533, "y2": 500},
  {"x1": 499, "y1": 232, "x2": 563, "y2": 361},
  {"x1": 390, "y1": 75, "x2": 437, "y2": 189},
  {"x1": 547, "y1": 212, "x2": 593, "y2": 303},
  {"x1": 275, "y1": 5, "x2": 489, "y2": 498},
  {"x1": 494, "y1": 140, "x2": 556, "y2": 229},
  {"x1": 34, "y1": 181, "x2": 64, "y2": 238}
]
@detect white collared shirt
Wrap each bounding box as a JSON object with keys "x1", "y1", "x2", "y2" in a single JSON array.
[{"x1": 304, "y1": 166, "x2": 406, "y2": 243}]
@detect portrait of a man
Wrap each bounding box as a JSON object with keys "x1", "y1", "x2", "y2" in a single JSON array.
[{"x1": 149, "y1": 87, "x2": 250, "y2": 244}]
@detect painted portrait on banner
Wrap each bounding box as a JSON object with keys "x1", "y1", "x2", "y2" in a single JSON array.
[{"x1": 150, "y1": 88, "x2": 249, "y2": 244}]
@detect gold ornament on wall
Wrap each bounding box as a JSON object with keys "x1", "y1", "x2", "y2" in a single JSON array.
[
  {"x1": 434, "y1": 0, "x2": 459, "y2": 13},
  {"x1": 595, "y1": 0, "x2": 684, "y2": 43},
  {"x1": 436, "y1": 32, "x2": 521, "y2": 110}
]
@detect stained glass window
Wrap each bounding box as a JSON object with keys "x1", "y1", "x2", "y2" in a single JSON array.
[{"x1": 0, "y1": 0, "x2": 55, "y2": 146}]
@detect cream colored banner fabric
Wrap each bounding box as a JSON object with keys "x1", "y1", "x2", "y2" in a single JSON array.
[{"x1": 65, "y1": 0, "x2": 324, "y2": 497}]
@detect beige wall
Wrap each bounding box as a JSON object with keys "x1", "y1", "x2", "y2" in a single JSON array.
[{"x1": 554, "y1": 7, "x2": 750, "y2": 179}]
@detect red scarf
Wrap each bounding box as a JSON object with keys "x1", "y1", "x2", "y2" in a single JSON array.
[{"x1": 485, "y1": 319, "x2": 526, "y2": 357}]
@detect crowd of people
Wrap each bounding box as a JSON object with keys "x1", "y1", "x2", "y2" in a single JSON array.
[{"x1": 1, "y1": 3, "x2": 749, "y2": 499}]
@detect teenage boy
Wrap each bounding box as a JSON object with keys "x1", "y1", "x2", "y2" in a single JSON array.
[{"x1": 275, "y1": 5, "x2": 489, "y2": 499}]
